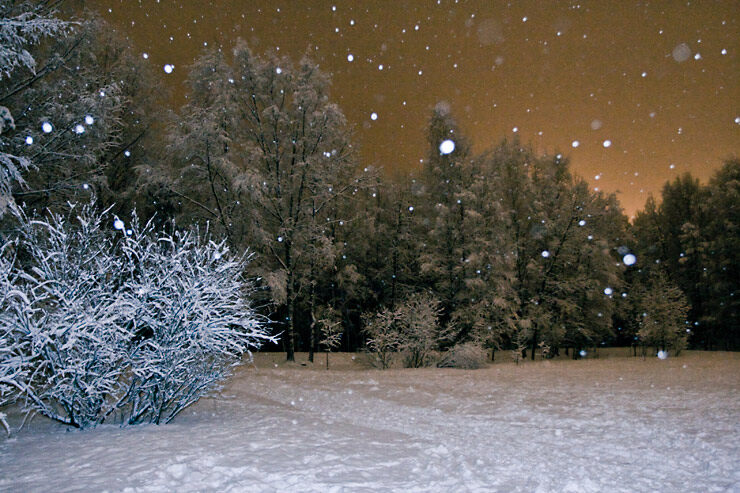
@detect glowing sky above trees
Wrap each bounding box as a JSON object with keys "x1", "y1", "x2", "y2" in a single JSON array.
[{"x1": 90, "y1": 0, "x2": 738, "y2": 216}]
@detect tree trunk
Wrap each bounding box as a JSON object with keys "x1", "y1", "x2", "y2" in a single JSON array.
[
  {"x1": 286, "y1": 290, "x2": 295, "y2": 362},
  {"x1": 308, "y1": 283, "x2": 316, "y2": 363},
  {"x1": 530, "y1": 329, "x2": 537, "y2": 360},
  {"x1": 285, "y1": 239, "x2": 295, "y2": 362},
  {"x1": 308, "y1": 323, "x2": 316, "y2": 363}
]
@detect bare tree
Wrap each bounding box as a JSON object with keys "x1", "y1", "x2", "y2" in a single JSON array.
[{"x1": 317, "y1": 307, "x2": 343, "y2": 370}]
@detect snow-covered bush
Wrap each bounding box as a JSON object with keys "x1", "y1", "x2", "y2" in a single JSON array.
[
  {"x1": 8, "y1": 205, "x2": 129, "y2": 428},
  {"x1": 437, "y1": 342, "x2": 487, "y2": 370},
  {"x1": 118, "y1": 221, "x2": 273, "y2": 425},
  {"x1": 1, "y1": 201, "x2": 273, "y2": 429},
  {"x1": 362, "y1": 308, "x2": 401, "y2": 370},
  {"x1": 396, "y1": 293, "x2": 446, "y2": 368},
  {"x1": 0, "y1": 240, "x2": 30, "y2": 434},
  {"x1": 363, "y1": 293, "x2": 448, "y2": 369}
]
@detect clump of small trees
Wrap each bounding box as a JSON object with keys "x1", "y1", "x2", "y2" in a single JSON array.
[
  {"x1": 363, "y1": 292, "x2": 451, "y2": 369},
  {"x1": 0, "y1": 202, "x2": 273, "y2": 432}
]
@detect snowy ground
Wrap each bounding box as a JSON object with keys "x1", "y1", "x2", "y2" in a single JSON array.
[{"x1": 1, "y1": 351, "x2": 739, "y2": 492}]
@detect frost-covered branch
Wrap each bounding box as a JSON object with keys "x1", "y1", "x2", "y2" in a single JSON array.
[{"x1": 0, "y1": 7, "x2": 72, "y2": 79}]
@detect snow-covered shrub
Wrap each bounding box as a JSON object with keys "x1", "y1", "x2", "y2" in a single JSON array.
[
  {"x1": 11, "y1": 204, "x2": 130, "y2": 428},
  {"x1": 437, "y1": 342, "x2": 487, "y2": 370},
  {"x1": 1, "y1": 201, "x2": 273, "y2": 428},
  {"x1": 363, "y1": 293, "x2": 448, "y2": 369},
  {"x1": 118, "y1": 222, "x2": 272, "y2": 425},
  {"x1": 396, "y1": 293, "x2": 446, "y2": 368},
  {"x1": 362, "y1": 308, "x2": 401, "y2": 370},
  {"x1": 0, "y1": 240, "x2": 31, "y2": 434}
]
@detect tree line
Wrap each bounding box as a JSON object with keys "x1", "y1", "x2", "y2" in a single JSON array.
[{"x1": 2, "y1": 6, "x2": 737, "y2": 374}]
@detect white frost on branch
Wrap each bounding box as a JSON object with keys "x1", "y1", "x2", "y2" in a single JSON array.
[{"x1": 0, "y1": 9, "x2": 71, "y2": 79}]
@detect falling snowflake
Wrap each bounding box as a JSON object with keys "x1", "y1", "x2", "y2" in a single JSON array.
[
  {"x1": 623, "y1": 253, "x2": 637, "y2": 266},
  {"x1": 439, "y1": 139, "x2": 455, "y2": 155},
  {"x1": 672, "y1": 43, "x2": 692, "y2": 62}
]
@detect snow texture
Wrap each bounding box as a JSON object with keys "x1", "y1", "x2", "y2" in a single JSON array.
[{"x1": 1, "y1": 351, "x2": 738, "y2": 492}]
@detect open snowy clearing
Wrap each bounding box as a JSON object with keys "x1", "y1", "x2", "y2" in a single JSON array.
[{"x1": 1, "y1": 351, "x2": 739, "y2": 492}]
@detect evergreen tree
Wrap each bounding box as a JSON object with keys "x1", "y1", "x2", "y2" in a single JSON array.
[
  {"x1": 416, "y1": 103, "x2": 478, "y2": 343},
  {"x1": 633, "y1": 269, "x2": 690, "y2": 355},
  {"x1": 700, "y1": 159, "x2": 740, "y2": 350}
]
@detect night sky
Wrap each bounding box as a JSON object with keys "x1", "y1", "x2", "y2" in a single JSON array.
[{"x1": 91, "y1": 0, "x2": 738, "y2": 217}]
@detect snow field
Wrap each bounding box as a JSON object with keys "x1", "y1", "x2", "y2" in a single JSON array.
[{"x1": 1, "y1": 352, "x2": 738, "y2": 492}]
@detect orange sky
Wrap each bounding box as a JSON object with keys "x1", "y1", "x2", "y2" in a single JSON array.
[{"x1": 89, "y1": 0, "x2": 738, "y2": 217}]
